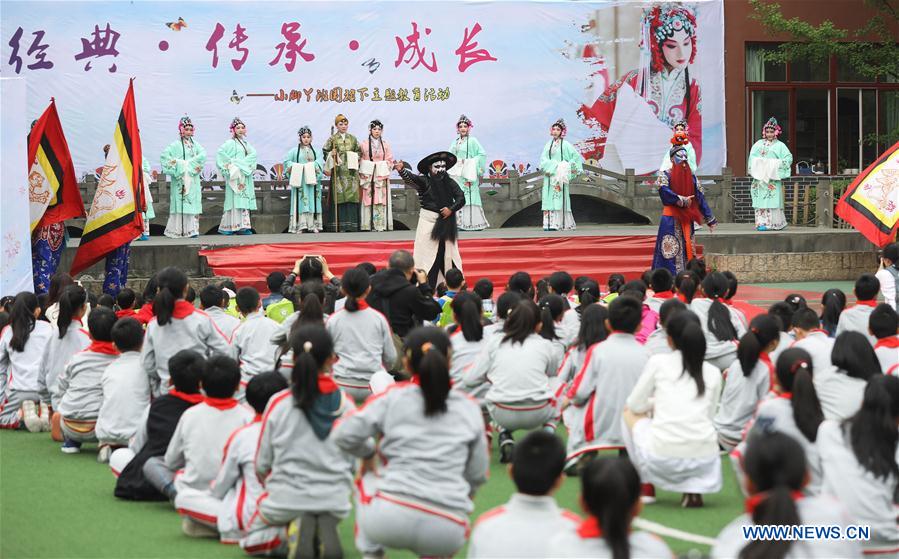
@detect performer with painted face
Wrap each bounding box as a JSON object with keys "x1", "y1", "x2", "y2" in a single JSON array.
[
  {"x1": 161, "y1": 116, "x2": 206, "y2": 238},
  {"x1": 658, "y1": 120, "x2": 697, "y2": 173},
  {"x1": 323, "y1": 114, "x2": 363, "y2": 232},
  {"x1": 748, "y1": 117, "x2": 793, "y2": 231},
  {"x1": 449, "y1": 114, "x2": 489, "y2": 231},
  {"x1": 359, "y1": 119, "x2": 394, "y2": 232},
  {"x1": 283, "y1": 125, "x2": 324, "y2": 234},
  {"x1": 217, "y1": 117, "x2": 257, "y2": 235},
  {"x1": 393, "y1": 152, "x2": 466, "y2": 287},
  {"x1": 651, "y1": 135, "x2": 717, "y2": 275},
  {"x1": 540, "y1": 118, "x2": 584, "y2": 231}
]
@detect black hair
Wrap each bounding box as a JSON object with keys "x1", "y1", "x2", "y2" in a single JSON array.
[
  {"x1": 116, "y1": 288, "x2": 136, "y2": 311},
  {"x1": 606, "y1": 273, "x2": 626, "y2": 295},
  {"x1": 199, "y1": 284, "x2": 225, "y2": 310},
  {"x1": 473, "y1": 278, "x2": 494, "y2": 302},
  {"x1": 111, "y1": 318, "x2": 144, "y2": 352},
  {"x1": 298, "y1": 282, "x2": 325, "y2": 326},
  {"x1": 768, "y1": 302, "x2": 794, "y2": 333},
  {"x1": 640, "y1": 270, "x2": 652, "y2": 288},
  {"x1": 153, "y1": 267, "x2": 189, "y2": 326},
  {"x1": 220, "y1": 279, "x2": 237, "y2": 293},
  {"x1": 404, "y1": 327, "x2": 452, "y2": 417},
  {"x1": 451, "y1": 292, "x2": 483, "y2": 342},
  {"x1": 666, "y1": 311, "x2": 706, "y2": 395},
  {"x1": 495, "y1": 291, "x2": 522, "y2": 321},
  {"x1": 784, "y1": 293, "x2": 808, "y2": 313},
  {"x1": 869, "y1": 304, "x2": 899, "y2": 340},
  {"x1": 720, "y1": 271, "x2": 737, "y2": 301},
  {"x1": 357, "y1": 262, "x2": 378, "y2": 276},
  {"x1": 790, "y1": 308, "x2": 820, "y2": 331},
  {"x1": 774, "y1": 348, "x2": 823, "y2": 442},
  {"x1": 436, "y1": 282, "x2": 448, "y2": 298},
  {"x1": 549, "y1": 271, "x2": 574, "y2": 296},
  {"x1": 168, "y1": 349, "x2": 204, "y2": 393},
  {"x1": 289, "y1": 325, "x2": 334, "y2": 416},
  {"x1": 47, "y1": 273, "x2": 75, "y2": 306},
  {"x1": 9, "y1": 292, "x2": 39, "y2": 352},
  {"x1": 298, "y1": 257, "x2": 325, "y2": 283},
  {"x1": 202, "y1": 354, "x2": 241, "y2": 398},
  {"x1": 511, "y1": 431, "x2": 566, "y2": 496},
  {"x1": 184, "y1": 286, "x2": 196, "y2": 305},
  {"x1": 854, "y1": 273, "x2": 881, "y2": 302},
  {"x1": 702, "y1": 272, "x2": 738, "y2": 342},
  {"x1": 608, "y1": 295, "x2": 643, "y2": 334},
  {"x1": 847, "y1": 375, "x2": 899, "y2": 485},
  {"x1": 87, "y1": 306, "x2": 116, "y2": 342},
  {"x1": 738, "y1": 315, "x2": 780, "y2": 377},
  {"x1": 622, "y1": 280, "x2": 647, "y2": 299},
  {"x1": 503, "y1": 299, "x2": 540, "y2": 345},
  {"x1": 535, "y1": 278, "x2": 550, "y2": 302},
  {"x1": 819, "y1": 289, "x2": 846, "y2": 336},
  {"x1": 882, "y1": 242, "x2": 899, "y2": 266},
  {"x1": 576, "y1": 304, "x2": 610, "y2": 350},
  {"x1": 576, "y1": 279, "x2": 600, "y2": 313},
  {"x1": 143, "y1": 273, "x2": 160, "y2": 304},
  {"x1": 739, "y1": 432, "x2": 807, "y2": 559},
  {"x1": 686, "y1": 257, "x2": 707, "y2": 280},
  {"x1": 97, "y1": 294, "x2": 115, "y2": 309},
  {"x1": 236, "y1": 287, "x2": 261, "y2": 315},
  {"x1": 507, "y1": 271, "x2": 534, "y2": 299},
  {"x1": 0, "y1": 312, "x2": 9, "y2": 332},
  {"x1": 0, "y1": 296, "x2": 14, "y2": 313},
  {"x1": 444, "y1": 268, "x2": 464, "y2": 290},
  {"x1": 831, "y1": 331, "x2": 880, "y2": 381},
  {"x1": 650, "y1": 268, "x2": 674, "y2": 293},
  {"x1": 537, "y1": 294, "x2": 565, "y2": 341},
  {"x1": 674, "y1": 271, "x2": 700, "y2": 303},
  {"x1": 659, "y1": 298, "x2": 687, "y2": 328},
  {"x1": 341, "y1": 268, "x2": 370, "y2": 312},
  {"x1": 57, "y1": 285, "x2": 87, "y2": 339},
  {"x1": 245, "y1": 371, "x2": 288, "y2": 415},
  {"x1": 581, "y1": 457, "x2": 641, "y2": 559},
  {"x1": 266, "y1": 271, "x2": 286, "y2": 293}
]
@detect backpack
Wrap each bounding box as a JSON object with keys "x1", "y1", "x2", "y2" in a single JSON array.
[{"x1": 266, "y1": 298, "x2": 295, "y2": 324}]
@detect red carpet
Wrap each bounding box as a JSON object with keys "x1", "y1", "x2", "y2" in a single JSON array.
[{"x1": 200, "y1": 235, "x2": 658, "y2": 292}]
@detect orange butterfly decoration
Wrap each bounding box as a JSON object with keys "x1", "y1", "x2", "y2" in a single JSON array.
[{"x1": 166, "y1": 18, "x2": 187, "y2": 31}]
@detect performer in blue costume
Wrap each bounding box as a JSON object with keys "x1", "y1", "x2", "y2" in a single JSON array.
[{"x1": 651, "y1": 136, "x2": 717, "y2": 275}]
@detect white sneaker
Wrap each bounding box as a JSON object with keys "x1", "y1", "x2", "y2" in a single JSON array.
[
  {"x1": 39, "y1": 402, "x2": 51, "y2": 432},
  {"x1": 60, "y1": 445, "x2": 81, "y2": 454},
  {"x1": 21, "y1": 401, "x2": 41, "y2": 433},
  {"x1": 181, "y1": 517, "x2": 218, "y2": 538},
  {"x1": 97, "y1": 445, "x2": 111, "y2": 464}
]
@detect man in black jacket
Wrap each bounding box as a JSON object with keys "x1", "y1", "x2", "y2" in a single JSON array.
[{"x1": 367, "y1": 249, "x2": 441, "y2": 338}]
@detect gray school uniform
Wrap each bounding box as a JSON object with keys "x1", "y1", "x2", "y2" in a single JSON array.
[
  {"x1": 549, "y1": 524, "x2": 673, "y2": 558},
  {"x1": 326, "y1": 307, "x2": 396, "y2": 393},
  {"x1": 875, "y1": 337, "x2": 899, "y2": 374},
  {"x1": 165, "y1": 401, "x2": 254, "y2": 493},
  {"x1": 569, "y1": 333, "x2": 649, "y2": 448},
  {"x1": 39, "y1": 323, "x2": 91, "y2": 408},
  {"x1": 204, "y1": 306, "x2": 241, "y2": 341},
  {"x1": 714, "y1": 357, "x2": 772, "y2": 444},
  {"x1": 141, "y1": 309, "x2": 232, "y2": 397},
  {"x1": 690, "y1": 298, "x2": 745, "y2": 368},
  {"x1": 835, "y1": 303, "x2": 877, "y2": 346},
  {"x1": 643, "y1": 327, "x2": 672, "y2": 356},
  {"x1": 558, "y1": 309, "x2": 581, "y2": 348},
  {"x1": 790, "y1": 331, "x2": 834, "y2": 378},
  {"x1": 769, "y1": 330, "x2": 795, "y2": 366},
  {"x1": 449, "y1": 330, "x2": 487, "y2": 401},
  {"x1": 0, "y1": 321, "x2": 55, "y2": 425},
  {"x1": 232, "y1": 311, "x2": 280, "y2": 380},
  {"x1": 814, "y1": 368, "x2": 866, "y2": 421},
  {"x1": 465, "y1": 332, "x2": 560, "y2": 405},
  {"x1": 56, "y1": 348, "x2": 119, "y2": 421},
  {"x1": 468, "y1": 494, "x2": 581, "y2": 558},
  {"x1": 712, "y1": 495, "x2": 863, "y2": 558},
  {"x1": 96, "y1": 351, "x2": 152, "y2": 444},
  {"x1": 818, "y1": 419, "x2": 899, "y2": 546}
]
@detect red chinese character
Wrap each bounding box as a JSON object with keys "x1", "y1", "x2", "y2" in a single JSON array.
[
  {"x1": 205, "y1": 23, "x2": 225, "y2": 68},
  {"x1": 269, "y1": 22, "x2": 315, "y2": 72},
  {"x1": 74, "y1": 23, "x2": 120, "y2": 72},
  {"x1": 455, "y1": 23, "x2": 496, "y2": 73},
  {"x1": 228, "y1": 24, "x2": 249, "y2": 71},
  {"x1": 394, "y1": 22, "x2": 437, "y2": 73}
]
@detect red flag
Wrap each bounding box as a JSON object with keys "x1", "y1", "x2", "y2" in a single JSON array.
[
  {"x1": 834, "y1": 140, "x2": 899, "y2": 248},
  {"x1": 71, "y1": 80, "x2": 144, "y2": 275},
  {"x1": 28, "y1": 99, "x2": 86, "y2": 230}
]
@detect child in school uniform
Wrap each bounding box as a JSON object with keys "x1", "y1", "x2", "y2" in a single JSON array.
[
  {"x1": 564, "y1": 296, "x2": 648, "y2": 461},
  {"x1": 643, "y1": 298, "x2": 687, "y2": 356},
  {"x1": 548, "y1": 271, "x2": 581, "y2": 347},
  {"x1": 645, "y1": 268, "x2": 676, "y2": 314},
  {"x1": 141, "y1": 267, "x2": 232, "y2": 397},
  {"x1": 538, "y1": 294, "x2": 569, "y2": 364},
  {"x1": 473, "y1": 278, "x2": 495, "y2": 321},
  {"x1": 870, "y1": 303, "x2": 899, "y2": 374},
  {"x1": 549, "y1": 457, "x2": 672, "y2": 557},
  {"x1": 713, "y1": 432, "x2": 862, "y2": 559},
  {"x1": 199, "y1": 285, "x2": 240, "y2": 342},
  {"x1": 436, "y1": 268, "x2": 465, "y2": 327},
  {"x1": 622, "y1": 310, "x2": 723, "y2": 508},
  {"x1": 447, "y1": 292, "x2": 486, "y2": 394},
  {"x1": 0, "y1": 292, "x2": 54, "y2": 430},
  {"x1": 816, "y1": 331, "x2": 878, "y2": 421},
  {"x1": 112, "y1": 350, "x2": 205, "y2": 501},
  {"x1": 482, "y1": 291, "x2": 522, "y2": 340},
  {"x1": 240, "y1": 326, "x2": 362, "y2": 558},
  {"x1": 95, "y1": 318, "x2": 152, "y2": 462},
  {"x1": 721, "y1": 271, "x2": 749, "y2": 330},
  {"x1": 144, "y1": 354, "x2": 253, "y2": 502},
  {"x1": 114, "y1": 288, "x2": 139, "y2": 320},
  {"x1": 818, "y1": 375, "x2": 899, "y2": 553},
  {"x1": 232, "y1": 287, "x2": 280, "y2": 398},
  {"x1": 820, "y1": 288, "x2": 846, "y2": 337},
  {"x1": 714, "y1": 315, "x2": 780, "y2": 450},
  {"x1": 56, "y1": 307, "x2": 119, "y2": 454},
  {"x1": 326, "y1": 268, "x2": 396, "y2": 402},
  {"x1": 789, "y1": 307, "x2": 834, "y2": 375},
  {"x1": 175, "y1": 372, "x2": 288, "y2": 540},
  {"x1": 334, "y1": 327, "x2": 488, "y2": 559},
  {"x1": 690, "y1": 272, "x2": 745, "y2": 371},
  {"x1": 620, "y1": 281, "x2": 659, "y2": 344},
  {"x1": 465, "y1": 299, "x2": 561, "y2": 463},
  {"x1": 767, "y1": 301, "x2": 795, "y2": 365},
  {"x1": 468, "y1": 431, "x2": 580, "y2": 558},
  {"x1": 835, "y1": 273, "x2": 881, "y2": 345},
  {"x1": 875, "y1": 242, "x2": 898, "y2": 310}
]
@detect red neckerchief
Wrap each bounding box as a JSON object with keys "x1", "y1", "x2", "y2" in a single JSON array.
[
  {"x1": 745, "y1": 490, "x2": 803, "y2": 514},
  {"x1": 723, "y1": 298, "x2": 735, "y2": 306},
  {"x1": 853, "y1": 300, "x2": 877, "y2": 308},
  {"x1": 88, "y1": 340, "x2": 119, "y2": 355},
  {"x1": 115, "y1": 309, "x2": 137, "y2": 319},
  {"x1": 253, "y1": 414, "x2": 263, "y2": 422},
  {"x1": 676, "y1": 293, "x2": 688, "y2": 303},
  {"x1": 170, "y1": 390, "x2": 204, "y2": 404},
  {"x1": 875, "y1": 336, "x2": 899, "y2": 349},
  {"x1": 654, "y1": 291, "x2": 674, "y2": 300},
  {"x1": 172, "y1": 300, "x2": 196, "y2": 319},
  {"x1": 136, "y1": 303, "x2": 155, "y2": 324},
  {"x1": 759, "y1": 352, "x2": 775, "y2": 389},
  {"x1": 204, "y1": 396, "x2": 239, "y2": 410},
  {"x1": 777, "y1": 392, "x2": 793, "y2": 400},
  {"x1": 577, "y1": 516, "x2": 603, "y2": 539},
  {"x1": 318, "y1": 375, "x2": 339, "y2": 394},
  {"x1": 356, "y1": 299, "x2": 370, "y2": 310}
]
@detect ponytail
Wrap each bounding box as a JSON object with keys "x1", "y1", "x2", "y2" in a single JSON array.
[
  {"x1": 341, "y1": 268, "x2": 370, "y2": 313},
  {"x1": 403, "y1": 327, "x2": 452, "y2": 417},
  {"x1": 153, "y1": 267, "x2": 188, "y2": 326},
  {"x1": 737, "y1": 315, "x2": 779, "y2": 377},
  {"x1": 576, "y1": 279, "x2": 599, "y2": 314},
  {"x1": 537, "y1": 294, "x2": 564, "y2": 342},
  {"x1": 606, "y1": 273, "x2": 625, "y2": 296},
  {"x1": 848, "y1": 375, "x2": 899, "y2": 483},
  {"x1": 774, "y1": 348, "x2": 823, "y2": 442},
  {"x1": 298, "y1": 291, "x2": 324, "y2": 326},
  {"x1": 667, "y1": 311, "x2": 706, "y2": 396},
  {"x1": 9, "y1": 292, "x2": 39, "y2": 352},
  {"x1": 819, "y1": 289, "x2": 846, "y2": 336},
  {"x1": 581, "y1": 457, "x2": 641, "y2": 559},
  {"x1": 289, "y1": 325, "x2": 333, "y2": 414},
  {"x1": 831, "y1": 331, "x2": 880, "y2": 381},
  {"x1": 702, "y1": 272, "x2": 738, "y2": 342},
  {"x1": 674, "y1": 271, "x2": 699, "y2": 303},
  {"x1": 576, "y1": 304, "x2": 609, "y2": 350},
  {"x1": 451, "y1": 292, "x2": 483, "y2": 342},
  {"x1": 57, "y1": 285, "x2": 87, "y2": 339},
  {"x1": 502, "y1": 300, "x2": 540, "y2": 345}
]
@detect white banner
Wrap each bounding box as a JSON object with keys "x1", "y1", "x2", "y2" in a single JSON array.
[{"x1": 1, "y1": 78, "x2": 33, "y2": 295}]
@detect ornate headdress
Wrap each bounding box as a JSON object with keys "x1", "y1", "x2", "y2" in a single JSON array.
[
  {"x1": 179, "y1": 116, "x2": 193, "y2": 135},
  {"x1": 763, "y1": 117, "x2": 782, "y2": 137},
  {"x1": 674, "y1": 120, "x2": 689, "y2": 131},
  {"x1": 229, "y1": 117, "x2": 244, "y2": 134},
  {"x1": 551, "y1": 118, "x2": 567, "y2": 136},
  {"x1": 298, "y1": 125, "x2": 312, "y2": 137},
  {"x1": 369, "y1": 119, "x2": 383, "y2": 131},
  {"x1": 641, "y1": 3, "x2": 697, "y2": 73},
  {"x1": 457, "y1": 114, "x2": 473, "y2": 128},
  {"x1": 335, "y1": 114, "x2": 348, "y2": 125},
  {"x1": 671, "y1": 131, "x2": 689, "y2": 147}
]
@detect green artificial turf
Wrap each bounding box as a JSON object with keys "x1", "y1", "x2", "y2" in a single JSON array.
[{"x1": 1, "y1": 430, "x2": 743, "y2": 558}]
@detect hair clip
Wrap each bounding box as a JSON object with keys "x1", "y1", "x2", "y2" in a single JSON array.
[
  {"x1": 421, "y1": 342, "x2": 433, "y2": 353},
  {"x1": 303, "y1": 341, "x2": 313, "y2": 353},
  {"x1": 789, "y1": 360, "x2": 809, "y2": 373}
]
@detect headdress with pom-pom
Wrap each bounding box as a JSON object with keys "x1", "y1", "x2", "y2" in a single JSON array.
[
  {"x1": 229, "y1": 117, "x2": 245, "y2": 135},
  {"x1": 179, "y1": 116, "x2": 193, "y2": 136},
  {"x1": 762, "y1": 117, "x2": 782, "y2": 138},
  {"x1": 298, "y1": 125, "x2": 312, "y2": 137},
  {"x1": 369, "y1": 119, "x2": 383, "y2": 131},
  {"x1": 457, "y1": 114, "x2": 473, "y2": 128},
  {"x1": 551, "y1": 118, "x2": 567, "y2": 137},
  {"x1": 671, "y1": 131, "x2": 690, "y2": 146}
]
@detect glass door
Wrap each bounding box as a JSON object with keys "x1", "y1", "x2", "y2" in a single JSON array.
[{"x1": 837, "y1": 88, "x2": 877, "y2": 174}]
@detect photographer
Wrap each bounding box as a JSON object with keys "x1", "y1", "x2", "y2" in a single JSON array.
[
  {"x1": 280, "y1": 255, "x2": 342, "y2": 314},
  {"x1": 368, "y1": 250, "x2": 441, "y2": 341}
]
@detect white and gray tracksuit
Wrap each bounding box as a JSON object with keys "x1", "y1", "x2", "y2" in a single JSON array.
[
  {"x1": 449, "y1": 329, "x2": 486, "y2": 401},
  {"x1": 714, "y1": 355, "x2": 773, "y2": 449},
  {"x1": 38, "y1": 322, "x2": 90, "y2": 409},
  {"x1": 56, "y1": 347, "x2": 120, "y2": 441},
  {"x1": 332, "y1": 383, "x2": 488, "y2": 558},
  {"x1": 95, "y1": 351, "x2": 152, "y2": 445},
  {"x1": 204, "y1": 306, "x2": 241, "y2": 341},
  {"x1": 232, "y1": 311, "x2": 280, "y2": 391},
  {"x1": 468, "y1": 493, "x2": 581, "y2": 558},
  {"x1": 643, "y1": 327, "x2": 672, "y2": 356},
  {"x1": 326, "y1": 307, "x2": 396, "y2": 402},
  {"x1": 874, "y1": 336, "x2": 898, "y2": 374},
  {"x1": 549, "y1": 523, "x2": 673, "y2": 558},
  {"x1": 835, "y1": 303, "x2": 877, "y2": 346},
  {"x1": 690, "y1": 298, "x2": 746, "y2": 371},
  {"x1": 0, "y1": 321, "x2": 54, "y2": 428}
]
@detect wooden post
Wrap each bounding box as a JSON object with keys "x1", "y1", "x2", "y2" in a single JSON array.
[
  {"x1": 791, "y1": 182, "x2": 799, "y2": 225},
  {"x1": 815, "y1": 180, "x2": 834, "y2": 228},
  {"x1": 720, "y1": 167, "x2": 733, "y2": 223},
  {"x1": 801, "y1": 184, "x2": 810, "y2": 226}
]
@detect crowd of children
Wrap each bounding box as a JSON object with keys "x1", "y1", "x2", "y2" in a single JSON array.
[{"x1": 1, "y1": 244, "x2": 898, "y2": 558}]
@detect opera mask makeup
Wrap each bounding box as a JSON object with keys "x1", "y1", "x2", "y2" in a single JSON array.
[
  {"x1": 673, "y1": 150, "x2": 687, "y2": 164},
  {"x1": 430, "y1": 160, "x2": 447, "y2": 176}
]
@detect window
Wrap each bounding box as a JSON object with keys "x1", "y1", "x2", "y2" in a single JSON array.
[
  {"x1": 746, "y1": 44, "x2": 785, "y2": 82},
  {"x1": 795, "y1": 90, "x2": 829, "y2": 174}
]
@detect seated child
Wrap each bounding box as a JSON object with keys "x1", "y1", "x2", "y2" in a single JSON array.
[
  {"x1": 835, "y1": 273, "x2": 880, "y2": 345},
  {"x1": 870, "y1": 303, "x2": 899, "y2": 374},
  {"x1": 232, "y1": 287, "x2": 280, "y2": 399},
  {"x1": 115, "y1": 288, "x2": 138, "y2": 319}
]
